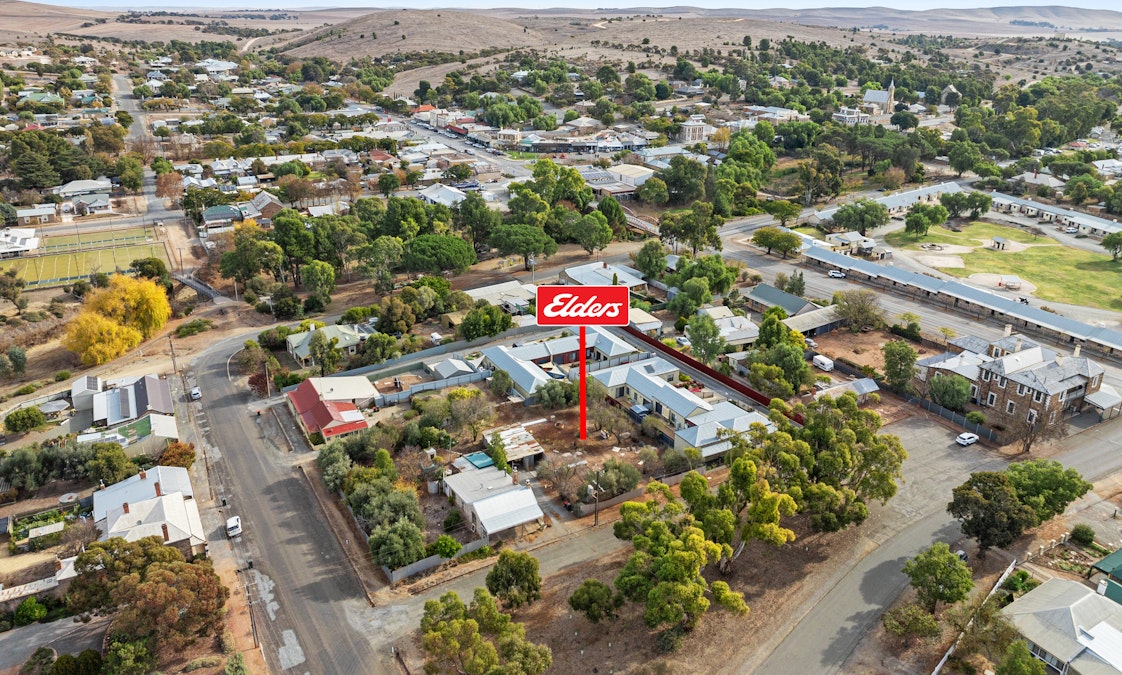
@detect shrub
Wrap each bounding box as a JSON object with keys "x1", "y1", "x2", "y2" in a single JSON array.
[
  {"x1": 185, "y1": 656, "x2": 222, "y2": 671},
  {"x1": 1072, "y1": 523, "x2": 1096, "y2": 546},
  {"x1": 5, "y1": 406, "x2": 46, "y2": 433},
  {"x1": 220, "y1": 630, "x2": 236, "y2": 654},
  {"x1": 15, "y1": 383, "x2": 39, "y2": 396},
  {"x1": 14, "y1": 597, "x2": 47, "y2": 626},
  {"x1": 443, "y1": 510, "x2": 462, "y2": 532},
  {"x1": 54, "y1": 371, "x2": 71, "y2": 382},
  {"x1": 965, "y1": 411, "x2": 986, "y2": 425},
  {"x1": 175, "y1": 319, "x2": 213, "y2": 338},
  {"x1": 656, "y1": 626, "x2": 687, "y2": 654},
  {"x1": 1001, "y1": 569, "x2": 1041, "y2": 594},
  {"x1": 428, "y1": 534, "x2": 463, "y2": 559}
]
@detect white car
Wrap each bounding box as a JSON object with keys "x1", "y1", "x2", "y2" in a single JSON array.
[
  {"x1": 226, "y1": 516, "x2": 243, "y2": 538},
  {"x1": 189, "y1": 386, "x2": 201, "y2": 400},
  {"x1": 827, "y1": 270, "x2": 847, "y2": 279},
  {"x1": 676, "y1": 336, "x2": 691, "y2": 347},
  {"x1": 1064, "y1": 226, "x2": 1079, "y2": 234},
  {"x1": 956, "y1": 432, "x2": 980, "y2": 446}
]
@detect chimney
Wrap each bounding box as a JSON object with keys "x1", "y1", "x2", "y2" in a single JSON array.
[
  {"x1": 154, "y1": 481, "x2": 161, "y2": 497},
  {"x1": 123, "y1": 502, "x2": 129, "y2": 514},
  {"x1": 1015, "y1": 339, "x2": 1022, "y2": 352},
  {"x1": 1004, "y1": 324, "x2": 1013, "y2": 337},
  {"x1": 139, "y1": 470, "x2": 147, "y2": 480},
  {"x1": 161, "y1": 524, "x2": 169, "y2": 542},
  {"x1": 1074, "y1": 345, "x2": 1082, "y2": 358},
  {"x1": 602, "y1": 261, "x2": 608, "y2": 269}
]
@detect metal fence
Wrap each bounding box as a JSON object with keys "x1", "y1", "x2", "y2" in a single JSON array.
[
  {"x1": 381, "y1": 537, "x2": 491, "y2": 584},
  {"x1": 374, "y1": 369, "x2": 492, "y2": 407},
  {"x1": 907, "y1": 396, "x2": 1001, "y2": 443},
  {"x1": 932, "y1": 558, "x2": 1017, "y2": 674}
]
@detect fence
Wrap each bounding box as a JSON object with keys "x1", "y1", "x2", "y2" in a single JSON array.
[
  {"x1": 1, "y1": 389, "x2": 71, "y2": 419},
  {"x1": 374, "y1": 369, "x2": 492, "y2": 407},
  {"x1": 572, "y1": 486, "x2": 645, "y2": 517},
  {"x1": 907, "y1": 396, "x2": 1000, "y2": 443},
  {"x1": 932, "y1": 558, "x2": 1018, "y2": 674},
  {"x1": 381, "y1": 537, "x2": 491, "y2": 584}
]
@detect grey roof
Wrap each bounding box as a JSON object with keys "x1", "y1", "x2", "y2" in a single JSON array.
[
  {"x1": 983, "y1": 347, "x2": 1105, "y2": 395},
  {"x1": 782, "y1": 305, "x2": 842, "y2": 333},
  {"x1": 481, "y1": 346, "x2": 550, "y2": 396},
  {"x1": 746, "y1": 284, "x2": 816, "y2": 315},
  {"x1": 444, "y1": 465, "x2": 516, "y2": 505},
  {"x1": 473, "y1": 486, "x2": 543, "y2": 536},
  {"x1": 93, "y1": 466, "x2": 194, "y2": 522},
  {"x1": 1003, "y1": 578, "x2": 1122, "y2": 674},
  {"x1": 432, "y1": 358, "x2": 475, "y2": 380},
  {"x1": 815, "y1": 182, "x2": 963, "y2": 221},
  {"x1": 863, "y1": 89, "x2": 891, "y2": 103},
  {"x1": 591, "y1": 357, "x2": 678, "y2": 388},
  {"x1": 802, "y1": 247, "x2": 1122, "y2": 354},
  {"x1": 992, "y1": 191, "x2": 1122, "y2": 236},
  {"x1": 949, "y1": 335, "x2": 991, "y2": 355}
]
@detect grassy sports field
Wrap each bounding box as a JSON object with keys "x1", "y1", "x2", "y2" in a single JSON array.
[{"x1": 0, "y1": 243, "x2": 169, "y2": 287}]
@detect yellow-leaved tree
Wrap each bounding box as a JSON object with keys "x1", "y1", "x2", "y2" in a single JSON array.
[
  {"x1": 63, "y1": 312, "x2": 144, "y2": 366},
  {"x1": 63, "y1": 275, "x2": 171, "y2": 365}
]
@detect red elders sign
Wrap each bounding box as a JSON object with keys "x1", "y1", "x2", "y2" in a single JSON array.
[{"x1": 536, "y1": 285, "x2": 630, "y2": 326}]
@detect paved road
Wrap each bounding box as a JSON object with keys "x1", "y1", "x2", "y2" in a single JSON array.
[
  {"x1": 748, "y1": 390, "x2": 1122, "y2": 674},
  {"x1": 0, "y1": 616, "x2": 111, "y2": 669},
  {"x1": 192, "y1": 334, "x2": 390, "y2": 675}
]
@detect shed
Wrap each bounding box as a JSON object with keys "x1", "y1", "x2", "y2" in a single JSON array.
[{"x1": 999, "y1": 275, "x2": 1022, "y2": 290}]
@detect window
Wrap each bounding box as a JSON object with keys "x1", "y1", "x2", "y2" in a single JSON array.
[
  {"x1": 1016, "y1": 384, "x2": 1026, "y2": 396},
  {"x1": 1006, "y1": 401, "x2": 1016, "y2": 414},
  {"x1": 987, "y1": 393, "x2": 997, "y2": 406},
  {"x1": 1049, "y1": 411, "x2": 1057, "y2": 423},
  {"x1": 982, "y1": 371, "x2": 991, "y2": 382},
  {"x1": 1027, "y1": 409, "x2": 1038, "y2": 424},
  {"x1": 998, "y1": 377, "x2": 1006, "y2": 389},
  {"x1": 970, "y1": 385, "x2": 979, "y2": 400},
  {"x1": 1033, "y1": 391, "x2": 1044, "y2": 404}
]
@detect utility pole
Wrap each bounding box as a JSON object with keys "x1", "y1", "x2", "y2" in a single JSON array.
[{"x1": 168, "y1": 335, "x2": 178, "y2": 375}]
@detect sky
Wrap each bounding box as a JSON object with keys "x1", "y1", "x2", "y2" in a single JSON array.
[{"x1": 24, "y1": 1, "x2": 1122, "y2": 10}]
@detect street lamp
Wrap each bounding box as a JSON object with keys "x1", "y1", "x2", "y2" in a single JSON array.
[
  {"x1": 590, "y1": 478, "x2": 604, "y2": 526},
  {"x1": 528, "y1": 254, "x2": 536, "y2": 284}
]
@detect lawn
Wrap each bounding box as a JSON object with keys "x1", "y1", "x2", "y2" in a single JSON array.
[
  {"x1": 885, "y1": 221, "x2": 1044, "y2": 249},
  {"x1": 0, "y1": 244, "x2": 169, "y2": 287},
  {"x1": 791, "y1": 226, "x2": 824, "y2": 240},
  {"x1": 38, "y1": 226, "x2": 155, "y2": 251},
  {"x1": 944, "y1": 244, "x2": 1122, "y2": 311},
  {"x1": 506, "y1": 151, "x2": 540, "y2": 160}
]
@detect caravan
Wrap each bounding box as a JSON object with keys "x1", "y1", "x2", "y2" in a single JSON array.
[{"x1": 812, "y1": 355, "x2": 834, "y2": 372}]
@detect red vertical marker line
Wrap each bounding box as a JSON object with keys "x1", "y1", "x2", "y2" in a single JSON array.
[{"x1": 579, "y1": 325, "x2": 587, "y2": 440}]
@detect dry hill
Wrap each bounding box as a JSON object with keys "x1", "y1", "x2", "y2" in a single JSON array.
[
  {"x1": 0, "y1": 0, "x2": 116, "y2": 42},
  {"x1": 277, "y1": 10, "x2": 552, "y2": 60}
]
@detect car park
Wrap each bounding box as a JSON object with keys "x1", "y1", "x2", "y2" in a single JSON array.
[
  {"x1": 955, "y1": 432, "x2": 979, "y2": 446},
  {"x1": 827, "y1": 270, "x2": 847, "y2": 278}
]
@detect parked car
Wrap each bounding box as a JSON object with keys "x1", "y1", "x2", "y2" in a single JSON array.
[
  {"x1": 189, "y1": 386, "x2": 202, "y2": 400},
  {"x1": 1064, "y1": 226, "x2": 1080, "y2": 234},
  {"x1": 804, "y1": 338, "x2": 818, "y2": 349},
  {"x1": 827, "y1": 270, "x2": 847, "y2": 278},
  {"x1": 226, "y1": 516, "x2": 242, "y2": 538},
  {"x1": 955, "y1": 432, "x2": 980, "y2": 446},
  {"x1": 676, "y1": 336, "x2": 691, "y2": 347}
]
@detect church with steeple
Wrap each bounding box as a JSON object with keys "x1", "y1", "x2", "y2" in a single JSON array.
[{"x1": 861, "y1": 79, "x2": 896, "y2": 115}]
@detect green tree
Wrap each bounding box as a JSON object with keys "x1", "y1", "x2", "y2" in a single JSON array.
[
  {"x1": 940, "y1": 192, "x2": 969, "y2": 219},
  {"x1": 1102, "y1": 232, "x2": 1122, "y2": 261},
  {"x1": 635, "y1": 240, "x2": 667, "y2": 280},
  {"x1": 5, "y1": 407, "x2": 46, "y2": 433},
  {"x1": 103, "y1": 639, "x2": 155, "y2": 675},
  {"x1": 902, "y1": 542, "x2": 974, "y2": 612},
  {"x1": 114, "y1": 560, "x2": 230, "y2": 651},
  {"x1": 948, "y1": 472, "x2": 1037, "y2": 556},
  {"x1": 834, "y1": 289, "x2": 884, "y2": 331},
  {"x1": 637, "y1": 176, "x2": 669, "y2": 205},
  {"x1": 224, "y1": 654, "x2": 248, "y2": 675},
  {"x1": 965, "y1": 192, "x2": 992, "y2": 218},
  {"x1": 568, "y1": 579, "x2": 622, "y2": 623},
  {"x1": 1005, "y1": 460, "x2": 1091, "y2": 525},
  {"x1": 657, "y1": 156, "x2": 707, "y2": 204},
  {"x1": 86, "y1": 443, "x2": 135, "y2": 485},
  {"x1": 14, "y1": 596, "x2": 47, "y2": 625},
  {"x1": 300, "y1": 260, "x2": 336, "y2": 305},
  {"x1": 928, "y1": 373, "x2": 972, "y2": 411},
  {"x1": 832, "y1": 199, "x2": 890, "y2": 236},
  {"x1": 881, "y1": 340, "x2": 917, "y2": 393},
  {"x1": 429, "y1": 534, "x2": 463, "y2": 559},
  {"x1": 378, "y1": 171, "x2": 400, "y2": 197},
  {"x1": 459, "y1": 303, "x2": 513, "y2": 341},
  {"x1": 882, "y1": 602, "x2": 941, "y2": 646},
  {"x1": 763, "y1": 199, "x2": 802, "y2": 227},
  {"x1": 0, "y1": 269, "x2": 28, "y2": 314},
  {"x1": 453, "y1": 191, "x2": 501, "y2": 249},
  {"x1": 488, "y1": 432, "x2": 509, "y2": 473},
  {"x1": 784, "y1": 270, "x2": 806, "y2": 296},
  {"x1": 486, "y1": 550, "x2": 542, "y2": 609},
  {"x1": 996, "y1": 641, "x2": 1046, "y2": 675},
  {"x1": 369, "y1": 518, "x2": 426, "y2": 569},
  {"x1": 6, "y1": 345, "x2": 26, "y2": 376},
  {"x1": 490, "y1": 369, "x2": 513, "y2": 397},
  {"x1": 307, "y1": 330, "x2": 343, "y2": 377},
  {"x1": 67, "y1": 536, "x2": 186, "y2": 614},
  {"x1": 752, "y1": 226, "x2": 802, "y2": 259},
  {"x1": 905, "y1": 203, "x2": 949, "y2": 238},
  {"x1": 598, "y1": 196, "x2": 628, "y2": 236},
  {"x1": 567, "y1": 211, "x2": 613, "y2": 256},
  {"x1": 687, "y1": 313, "x2": 726, "y2": 365},
  {"x1": 421, "y1": 589, "x2": 552, "y2": 675},
  {"x1": 489, "y1": 224, "x2": 557, "y2": 270},
  {"x1": 403, "y1": 235, "x2": 476, "y2": 274},
  {"x1": 667, "y1": 277, "x2": 711, "y2": 318},
  {"x1": 661, "y1": 201, "x2": 723, "y2": 255},
  {"x1": 948, "y1": 141, "x2": 983, "y2": 177}
]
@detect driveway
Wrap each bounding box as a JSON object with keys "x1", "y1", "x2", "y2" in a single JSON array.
[{"x1": 0, "y1": 616, "x2": 111, "y2": 671}]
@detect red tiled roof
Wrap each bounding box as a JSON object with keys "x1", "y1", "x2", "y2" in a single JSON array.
[{"x1": 412, "y1": 104, "x2": 436, "y2": 113}]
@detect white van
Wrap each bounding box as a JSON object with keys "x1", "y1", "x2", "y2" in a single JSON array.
[
  {"x1": 812, "y1": 355, "x2": 834, "y2": 372},
  {"x1": 226, "y1": 516, "x2": 242, "y2": 538}
]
